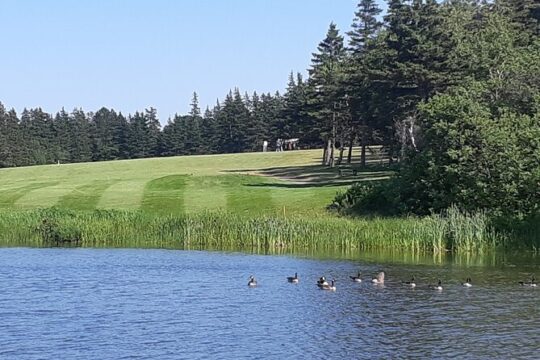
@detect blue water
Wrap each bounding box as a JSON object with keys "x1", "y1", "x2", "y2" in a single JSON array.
[{"x1": 0, "y1": 248, "x2": 538, "y2": 359}]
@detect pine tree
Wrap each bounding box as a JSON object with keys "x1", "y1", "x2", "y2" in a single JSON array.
[
  {"x1": 185, "y1": 92, "x2": 203, "y2": 154},
  {"x1": 307, "y1": 23, "x2": 348, "y2": 166},
  {"x1": 346, "y1": 0, "x2": 384, "y2": 165},
  {"x1": 0, "y1": 104, "x2": 22, "y2": 167},
  {"x1": 496, "y1": 0, "x2": 539, "y2": 37},
  {"x1": 53, "y1": 108, "x2": 73, "y2": 163},
  {"x1": 92, "y1": 108, "x2": 120, "y2": 161},
  {"x1": 348, "y1": 0, "x2": 383, "y2": 54},
  {"x1": 145, "y1": 107, "x2": 161, "y2": 157},
  {"x1": 199, "y1": 106, "x2": 217, "y2": 153},
  {"x1": 69, "y1": 109, "x2": 93, "y2": 163}
]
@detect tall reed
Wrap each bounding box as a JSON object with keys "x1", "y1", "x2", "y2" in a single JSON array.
[{"x1": 0, "y1": 207, "x2": 531, "y2": 253}]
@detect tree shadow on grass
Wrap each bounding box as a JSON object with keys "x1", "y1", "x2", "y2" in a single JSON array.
[{"x1": 224, "y1": 164, "x2": 394, "y2": 189}]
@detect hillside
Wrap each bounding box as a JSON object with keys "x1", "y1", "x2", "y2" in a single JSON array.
[{"x1": 0, "y1": 148, "x2": 392, "y2": 216}]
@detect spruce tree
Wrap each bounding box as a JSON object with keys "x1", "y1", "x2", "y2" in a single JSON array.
[
  {"x1": 200, "y1": 106, "x2": 217, "y2": 153},
  {"x1": 69, "y1": 109, "x2": 93, "y2": 163},
  {"x1": 307, "y1": 23, "x2": 347, "y2": 166},
  {"x1": 53, "y1": 108, "x2": 73, "y2": 163},
  {"x1": 185, "y1": 92, "x2": 203, "y2": 154},
  {"x1": 346, "y1": 0, "x2": 384, "y2": 165}
]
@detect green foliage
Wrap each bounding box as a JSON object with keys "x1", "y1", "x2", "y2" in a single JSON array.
[
  {"x1": 330, "y1": 181, "x2": 397, "y2": 216},
  {"x1": 0, "y1": 208, "x2": 524, "y2": 253}
]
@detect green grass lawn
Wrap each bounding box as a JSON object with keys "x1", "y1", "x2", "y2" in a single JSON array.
[{"x1": 0, "y1": 149, "x2": 392, "y2": 216}]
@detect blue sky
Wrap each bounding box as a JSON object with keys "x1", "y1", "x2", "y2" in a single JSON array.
[{"x1": 0, "y1": 0, "x2": 386, "y2": 123}]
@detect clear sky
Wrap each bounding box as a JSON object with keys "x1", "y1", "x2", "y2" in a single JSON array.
[{"x1": 0, "y1": 0, "x2": 386, "y2": 123}]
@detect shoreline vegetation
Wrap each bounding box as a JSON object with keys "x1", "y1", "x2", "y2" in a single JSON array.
[{"x1": 0, "y1": 208, "x2": 536, "y2": 254}]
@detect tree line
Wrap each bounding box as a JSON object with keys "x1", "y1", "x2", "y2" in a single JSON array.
[
  {"x1": 0, "y1": 89, "x2": 285, "y2": 167},
  {"x1": 1, "y1": 0, "x2": 539, "y2": 217}
]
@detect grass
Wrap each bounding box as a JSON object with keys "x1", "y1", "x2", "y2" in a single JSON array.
[
  {"x1": 0, "y1": 148, "x2": 533, "y2": 253},
  {"x1": 0, "y1": 208, "x2": 507, "y2": 253},
  {"x1": 0, "y1": 149, "x2": 366, "y2": 216}
]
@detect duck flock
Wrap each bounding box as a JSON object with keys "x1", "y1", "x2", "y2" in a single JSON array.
[{"x1": 247, "y1": 272, "x2": 538, "y2": 291}]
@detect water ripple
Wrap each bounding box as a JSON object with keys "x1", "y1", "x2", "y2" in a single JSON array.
[{"x1": 0, "y1": 248, "x2": 537, "y2": 359}]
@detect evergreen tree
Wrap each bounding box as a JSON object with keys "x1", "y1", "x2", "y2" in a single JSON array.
[
  {"x1": 184, "y1": 92, "x2": 203, "y2": 154},
  {"x1": 348, "y1": 0, "x2": 383, "y2": 54},
  {"x1": 496, "y1": 0, "x2": 540, "y2": 37},
  {"x1": 52, "y1": 108, "x2": 73, "y2": 163},
  {"x1": 92, "y1": 108, "x2": 120, "y2": 161},
  {"x1": 69, "y1": 109, "x2": 93, "y2": 163},
  {"x1": 346, "y1": 0, "x2": 384, "y2": 165},
  {"x1": 307, "y1": 23, "x2": 348, "y2": 166},
  {"x1": 199, "y1": 106, "x2": 217, "y2": 153},
  {"x1": 0, "y1": 104, "x2": 24, "y2": 167}
]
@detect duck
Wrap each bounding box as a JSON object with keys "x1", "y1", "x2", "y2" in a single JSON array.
[
  {"x1": 432, "y1": 279, "x2": 443, "y2": 291},
  {"x1": 462, "y1": 277, "x2": 472, "y2": 287},
  {"x1": 247, "y1": 275, "x2": 257, "y2": 287},
  {"x1": 349, "y1": 271, "x2": 362, "y2": 283},
  {"x1": 287, "y1": 272, "x2": 299, "y2": 284},
  {"x1": 320, "y1": 279, "x2": 336, "y2": 291},
  {"x1": 372, "y1": 271, "x2": 385, "y2": 284},
  {"x1": 403, "y1": 277, "x2": 416, "y2": 288},
  {"x1": 519, "y1": 276, "x2": 537, "y2": 287},
  {"x1": 317, "y1": 276, "x2": 328, "y2": 286}
]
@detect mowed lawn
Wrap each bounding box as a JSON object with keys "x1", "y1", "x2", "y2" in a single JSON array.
[{"x1": 0, "y1": 149, "x2": 392, "y2": 216}]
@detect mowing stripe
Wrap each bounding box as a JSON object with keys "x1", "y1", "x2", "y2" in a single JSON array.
[
  {"x1": 183, "y1": 176, "x2": 227, "y2": 213},
  {"x1": 141, "y1": 175, "x2": 188, "y2": 214},
  {"x1": 15, "y1": 183, "x2": 76, "y2": 208},
  {"x1": 225, "y1": 175, "x2": 275, "y2": 215},
  {"x1": 57, "y1": 180, "x2": 119, "y2": 210},
  {"x1": 0, "y1": 182, "x2": 59, "y2": 208},
  {"x1": 97, "y1": 179, "x2": 147, "y2": 210}
]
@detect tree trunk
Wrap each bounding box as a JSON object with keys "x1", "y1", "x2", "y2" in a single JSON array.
[
  {"x1": 360, "y1": 128, "x2": 367, "y2": 168},
  {"x1": 329, "y1": 138, "x2": 335, "y2": 168},
  {"x1": 347, "y1": 131, "x2": 354, "y2": 164},
  {"x1": 325, "y1": 139, "x2": 332, "y2": 166},
  {"x1": 361, "y1": 143, "x2": 366, "y2": 168},
  {"x1": 329, "y1": 110, "x2": 336, "y2": 168},
  {"x1": 322, "y1": 146, "x2": 327, "y2": 165}
]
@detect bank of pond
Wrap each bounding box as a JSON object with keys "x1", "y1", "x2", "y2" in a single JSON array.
[{"x1": 0, "y1": 208, "x2": 537, "y2": 254}]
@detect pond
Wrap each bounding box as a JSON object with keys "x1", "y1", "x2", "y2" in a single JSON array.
[{"x1": 0, "y1": 248, "x2": 538, "y2": 359}]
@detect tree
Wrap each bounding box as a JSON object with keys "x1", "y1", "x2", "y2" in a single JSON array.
[
  {"x1": 92, "y1": 108, "x2": 120, "y2": 161},
  {"x1": 184, "y1": 92, "x2": 203, "y2": 154},
  {"x1": 69, "y1": 109, "x2": 93, "y2": 163},
  {"x1": 346, "y1": 0, "x2": 384, "y2": 165},
  {"x1": 307, "y1": 23, "x2": 348, "y2": 166},
  {"x1": 0, "y1": 104, "x2": 24, "y2": 167},
  {"x1": 52, "y1": 108, "x2": 73, "y2": 163},
  {"x1": 496, "y1": 0, "x2": 540, "y2": 37}
]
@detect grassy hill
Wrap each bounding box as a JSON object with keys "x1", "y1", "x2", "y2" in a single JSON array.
[
  {"x1": 0, "y1": 148, "x2": 392, "y2": 216},
  {"x1": 0, "y1": 149, "x2": 522, "y2": 253}
]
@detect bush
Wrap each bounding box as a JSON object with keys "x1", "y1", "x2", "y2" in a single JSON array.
[{"x1": 329, "y1": 181, "x2": 398, "y2": 216}]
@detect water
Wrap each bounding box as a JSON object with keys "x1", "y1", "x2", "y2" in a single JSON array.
[{"x1": 0, "y1": 248, "x2": 538, "y2": 359}]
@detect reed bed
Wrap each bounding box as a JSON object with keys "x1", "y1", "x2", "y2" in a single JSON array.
[{"x1": 0, "y1": 207, "x2": 529, "y2": 253}]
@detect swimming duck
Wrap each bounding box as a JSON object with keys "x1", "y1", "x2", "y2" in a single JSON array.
[
  {"x1": 519, "y1": 276, "x2": 537, "y2": 287},
  {"x1": 403, "y1": 277, "x2": 416, "y2": 288},
  {"x1": 320, "y1": 279, "x2": 336, "y2": 291},
  {"x1": 248, "y1": 275, "x2": 257, "y2": 287},
  {"x1": 432, "y1": 280, "x2": 443, "y2": 291},
  {"x1": 287, "y1": 272, "x2": 299, "y2": 284},
  {"x1": 349, "y1": 272, "x2": 362, "y2": 283},
  {"x1": 317, "y1": 276, "x2": 328, "y2": 286},
  {"x1": 462, "y1": 277, "x2": 472, "y2": 287},
  {"x1": 372, "y1": 271, "x2": 385, "y2": 284}
]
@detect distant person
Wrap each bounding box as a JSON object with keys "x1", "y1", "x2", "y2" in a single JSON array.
[
  {"x1": 276, "y1": 138, "x2": 283, "y2": 152},
  {"x1": 263, "y1": 140, "x2": 268, "y2": 152}
]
